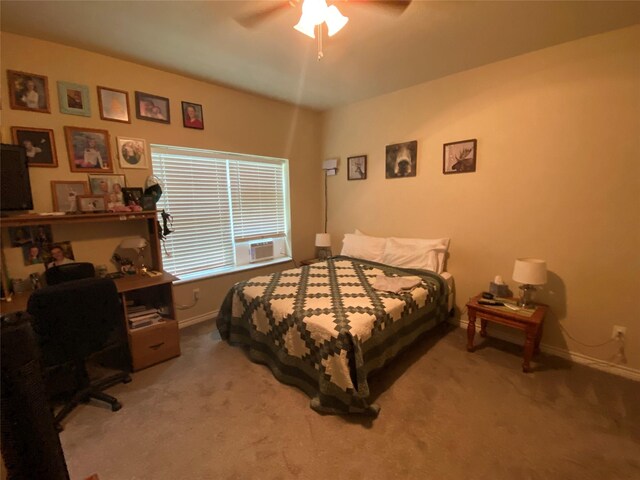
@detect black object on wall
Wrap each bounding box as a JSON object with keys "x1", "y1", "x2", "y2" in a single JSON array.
[
  {"x1": 1, "y1": 312, "x2": 70, "y2": 480},
  {"x1": 0, "y1": 144, "x2": 34, "y2": 211}
]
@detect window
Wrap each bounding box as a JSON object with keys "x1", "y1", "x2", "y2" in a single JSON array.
[{"x1": 151, "y1": 145, "x2": 291, "y2": 281}]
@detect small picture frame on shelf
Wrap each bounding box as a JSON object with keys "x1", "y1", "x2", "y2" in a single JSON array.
[
  {"x1": 122, "y1": 187, "x2": 144, "y2": 208},
  {"x1": 140, "y1": 195, "x2": 156, "y2": 211},
  {"x1": 57, "y1": 81, "x2": 91, "y2": 116},
  {"x1": 51, "y1": 180, "x2": 89, "y2": 213},
  {"x1": 97, "y1": 86, "x2": 131, "y2": 123},
  {"x1": 135, "y1": 91, "x2": 170, "y2": 124},
  {"x1": 11, "y1": 127, "x2": 58, "y2": 167},
  {"x1": 7, "y1": 70, "x2": 50, "y2": 113},
  {"x1": 347, "y1": 155, "x2": 367, "y2": 180},
  {"x1": 76, "y1": 194, "x2": 108, "y2": 213}
]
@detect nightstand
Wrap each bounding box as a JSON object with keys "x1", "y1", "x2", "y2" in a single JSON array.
[{"x1": 466, "y1": 294, "x2": 548, "y2": 372}]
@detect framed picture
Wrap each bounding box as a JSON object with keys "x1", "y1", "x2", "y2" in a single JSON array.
[
  {"x1": 182, "y1": 101, "x2": 204, "y2": 129},
  {"x1": 97, "y1": 86, "x2": 130, "y2": 123},
  {"x1": 117, "y1": 136, "x2": 148, "y2": 169},
  {"x1": 43, "y1": 242, "x2": 75, "y2": 269},
  {"x1": 122, "y1": 187, "x2": 144, "y2": 208},
  {"x1": 30, "y1": 225, "x2": 53, "y2": 245},
  {"x1": 64, "y1": 126, "x2": 113, "y2": 173},
  {"x1": 57, "y1": 81, "x2": 91, "y2": 116},
  {"x1": 22, "y1": 243, "x2": 45, "y2": 266},
  {"x1": 51, "y1": 180, "x2": 89, "y2": 212},
  {"x1": 443, "y1": 139, "x2": 477, "y2": 174},
  {"x1": 11, "y1": 127, "x2": 58, "y2": 167},
  {"x1": 135, "y1": 91, "x2": 170, "y2": 124},
  {"x1": 140, "y1": 195, "x2": 156, "y2": 211},
  {"x1": 77, "y1": 195, "x2": 108, "y2": 213},
  {"x1": 8, "y1": 226, "x2": 33, "y2": 247},
  {"x1": 88, "y1": 174, "x2": 126, "y2": 209},
  {"x1": 347, "y1": 155, "x2": 367, "y2": 180},
  {"x1": 7, "y1": 70, "x2": 50, "y2": 113},
  {"x1": 385, "y1": 140, "x2": 417, "y2": 178}
]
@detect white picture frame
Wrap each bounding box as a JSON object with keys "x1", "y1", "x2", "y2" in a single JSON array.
[{"x1": 117, "y1": 136, "x2": 149, "y2": 169}]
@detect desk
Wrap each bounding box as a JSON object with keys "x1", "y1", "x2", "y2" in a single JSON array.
[
  {"x1": 0, "y1": 272, "x2": 180, "y2": 371},
  {"x1": 466, "y1": 294, "x2": 548, "y2": 372}
]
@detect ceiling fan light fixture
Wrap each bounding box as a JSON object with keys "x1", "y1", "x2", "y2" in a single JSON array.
[
  {"x1": 294, "y1": 15, "x2": 317, "y2": 38},
  {"x1": 325, "y1": 5, "x2": 348, "y2": 37}
]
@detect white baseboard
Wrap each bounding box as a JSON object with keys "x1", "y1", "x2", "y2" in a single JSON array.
[
  {"x1": 178, "y1": 310, "x2": 217, "y2": 329},
  {"x1": 451, "y1": 317, "x2": 640, "y2": 382}
]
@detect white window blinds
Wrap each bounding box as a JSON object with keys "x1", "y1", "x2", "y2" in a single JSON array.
[
  {"x1": 151, "y1": 145, "x2": 289, "y2": 280},
  {"x1": 229, "y1": 160, "x2": 286, "y2": 242}
]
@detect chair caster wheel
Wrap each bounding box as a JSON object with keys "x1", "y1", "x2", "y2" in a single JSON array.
[{"x1": 111, "y1": 402, "x2": 122, "y2": 412}]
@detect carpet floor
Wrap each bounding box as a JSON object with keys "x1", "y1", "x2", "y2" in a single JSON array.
[{"x1": 60, "y1": 320, "x2": 640, "y2": 480}]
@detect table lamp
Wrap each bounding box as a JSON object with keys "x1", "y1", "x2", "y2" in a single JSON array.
[
  {"x1": 119, "y1": 237, "x2": 149, "y2": 274},
  {"x1": 512, "y1": 258, "x2": 547, "y2": 308},
  {"x1": 315, "y1": 233, "x2": 332, "y2": 260}
]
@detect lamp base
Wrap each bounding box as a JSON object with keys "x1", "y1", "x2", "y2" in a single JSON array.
[
  {"x1": 316, "y1": 247, "x2": 332, "y2": 261},
  {"x1": 517, "y1": 284, "x2": 537, "y2": 308}
]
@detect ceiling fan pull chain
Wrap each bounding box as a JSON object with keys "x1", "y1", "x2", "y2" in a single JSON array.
[{"x1": 317, "y1": 24, "x2": 324, "y2": 60}]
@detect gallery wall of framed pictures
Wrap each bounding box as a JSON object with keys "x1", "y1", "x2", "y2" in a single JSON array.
[{"x1": 5, "y1": 66, "x2": 211, "y2": 214}]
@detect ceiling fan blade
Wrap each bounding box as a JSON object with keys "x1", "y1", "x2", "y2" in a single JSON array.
[
  {"x1": 346, "y1": 0, "x2": 412, "y2": 14},
  {"x1": 236, "y1": 2, "x2": 294, "y2": 28}
]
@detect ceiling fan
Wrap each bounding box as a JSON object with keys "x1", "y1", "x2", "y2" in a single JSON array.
[
  {"x1": 237, "y1": 1, "x2": 411, "y2": 28},
  {"x1": 237, "y1": 0, "x2": 412, "y2": 59}
]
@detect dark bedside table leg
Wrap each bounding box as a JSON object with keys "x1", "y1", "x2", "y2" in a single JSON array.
[
  {"x1": 523, "y1": 327, "x2": 536, "y2": 372},
  {"x1": 534, "y1": 323, "x2": 543, "y2": 355},
  {"x1": 480, "y1": 319, "x2": 487, "y2": 337},
  {"x1": 467, "y1": 310, "x2": 476, "y2": 352}
]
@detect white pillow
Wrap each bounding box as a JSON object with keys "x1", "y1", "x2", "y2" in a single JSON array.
[
  {"x1": 382, "y1": 237, "x2": 450, "y2": 273},
  {"x1": 341, "y1": 233, "x2": 386, "y2": 263}
]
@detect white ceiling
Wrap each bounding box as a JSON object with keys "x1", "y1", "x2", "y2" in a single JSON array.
[{"x1": 2, "y1": 1, "x2": 639, "y2": 111}]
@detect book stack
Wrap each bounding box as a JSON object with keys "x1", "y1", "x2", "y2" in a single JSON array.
[{"x1": 128, "y1": 305, "x2": 163, "y2": 330}]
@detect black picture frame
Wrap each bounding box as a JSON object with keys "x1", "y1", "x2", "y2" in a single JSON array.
[
  {"x1": 385, "y1": 140, "x2": 417, "y2": 178},
  {"x1": 122, "y1": 187, "x2": 144, "y2": 208},
  {"x1": 347, "y1": 155, "x2": 367, "y2": 180},
  {"x1": 443, "y1": 139, "x2": 477, "y2": 174},
  {"x1": 135, "y1": 91, "x2": 170, "y2": 124},
  {"x1": 182, "y1": 101, "x2": 204, "y2": 130}
]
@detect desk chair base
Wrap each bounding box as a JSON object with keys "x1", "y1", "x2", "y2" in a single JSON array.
[{"x1": 53, "y1": 366, "x2": 131, "y2": 431}]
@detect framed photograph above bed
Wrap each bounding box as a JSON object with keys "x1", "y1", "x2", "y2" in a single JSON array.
[
  {"x1": 385, "y1": 140, "x2": 417, "y2": 178},
  {"x1": 443, "y1": 139, "x2": 477, "y2": 174}
]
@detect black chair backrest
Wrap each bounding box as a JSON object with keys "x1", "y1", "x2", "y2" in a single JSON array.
[
  {"x1": 27, "y1": 277, "x2": 123, "y2": 366},
  {"x1": 45, "y1": 262, "x2": 95, "y2": 286}
]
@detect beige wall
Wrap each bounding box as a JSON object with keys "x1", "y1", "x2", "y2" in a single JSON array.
[
  {"x1": 1, "y1": 32, "x2": 323, "y2": 321},
  {"x1": 322, "y1": 26, "x2": 640, "y2": 370}
]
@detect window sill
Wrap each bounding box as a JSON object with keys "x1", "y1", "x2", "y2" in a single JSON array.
[{"x1": 173, "y1": 256, "x2": 294, "y2": 285}]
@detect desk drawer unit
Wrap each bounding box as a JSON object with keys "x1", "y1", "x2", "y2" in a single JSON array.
[{"x1": 129, "y1": 321, "x2": 180, "y2": 371}]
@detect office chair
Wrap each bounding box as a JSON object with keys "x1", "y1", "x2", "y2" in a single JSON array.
[
  {"x1": 27, "y1": 277, "x2": 131, "y2": 430},
  {"x1": 44, "y1": 262, "x2": 95, "y2": 285}
]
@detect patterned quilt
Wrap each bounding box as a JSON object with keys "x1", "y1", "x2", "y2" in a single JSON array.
[{"x1": 217, "y1": 256, "x2": 448, "y2": 415}]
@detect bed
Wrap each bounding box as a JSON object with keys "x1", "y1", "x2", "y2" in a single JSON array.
[{"x1": 216, "y1": 254, "x2": 451, "y2": 416}]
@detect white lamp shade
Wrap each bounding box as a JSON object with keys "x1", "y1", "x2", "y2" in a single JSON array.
[
  {"x1": 119, "y1": 237, "x2": 148, "y2": 250},
  {"x1": 315, "y1": 233, "x2": 331, "y2": 247},
  {"x1": 512, "y1": 258, "x2": 547, "y2": 285},
  {"x1": 325, "y1": 5, "x2": 348, "y2": 36}
]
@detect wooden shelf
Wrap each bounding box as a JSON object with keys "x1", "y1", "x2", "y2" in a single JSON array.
[{"x1": 0, "y1": 211, "x2": 157, "y2": 227}]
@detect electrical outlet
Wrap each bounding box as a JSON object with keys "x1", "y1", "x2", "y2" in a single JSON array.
[
  {"x1": 193, "y1": 288, "x2": 200, "y2": 301},
  {"x1": 612, "y1": 325, "x2": 626, "y2": 339}
]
